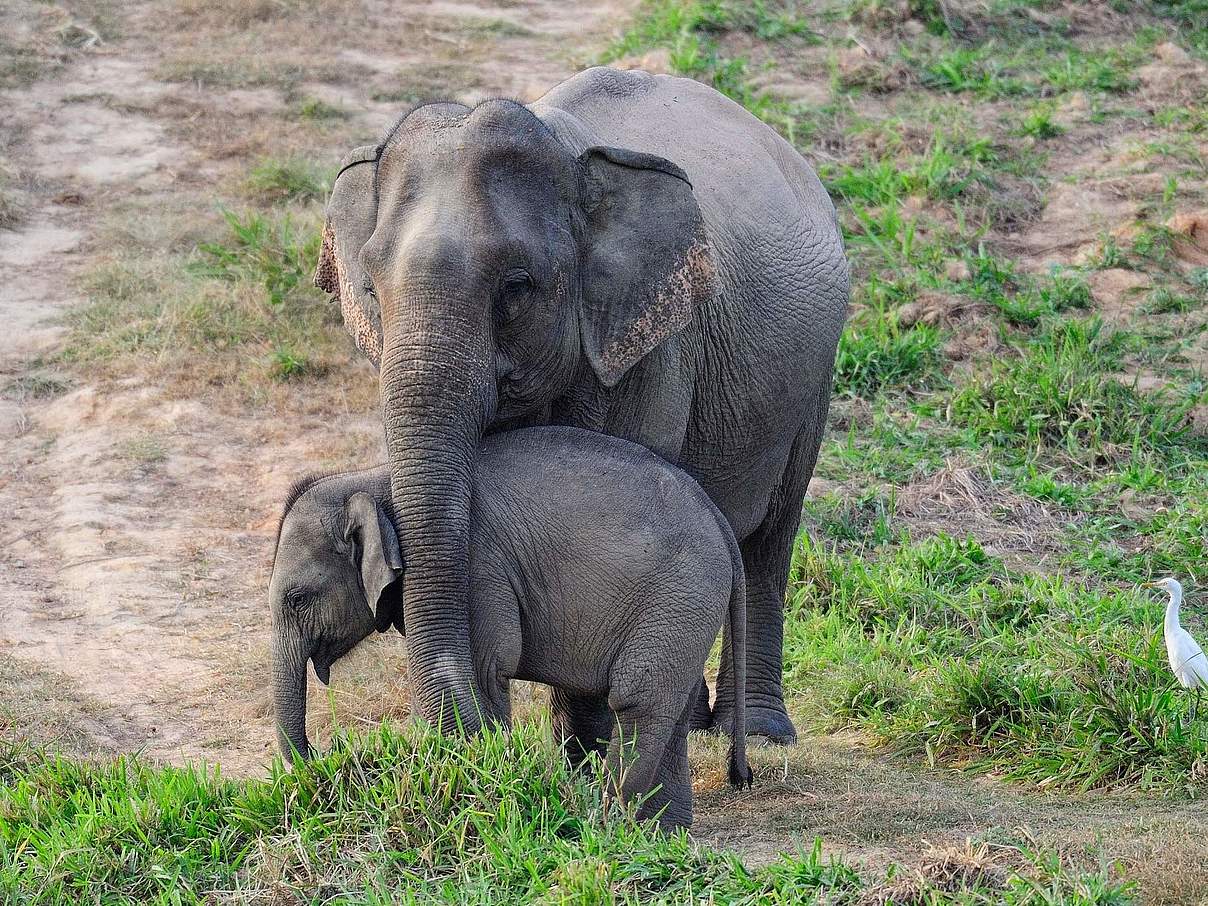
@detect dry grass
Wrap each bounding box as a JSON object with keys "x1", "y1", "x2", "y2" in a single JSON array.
[
  {"x1": 691, "y1": 732, "x2": 1208, "y2": 904},
  {"x1": 173, "y1": 0, "x2": 323, "y2": 28},
  {"x1": 896, "y1": 461, "x2": 1071, "y2": 561},
  {"x1": 0, "y1": 655, "x2": 106, "y2": 756}
]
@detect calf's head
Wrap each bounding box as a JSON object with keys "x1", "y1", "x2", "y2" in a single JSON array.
[{"x1": 269, "y1": 482, "x2": 403, "y2": 759}]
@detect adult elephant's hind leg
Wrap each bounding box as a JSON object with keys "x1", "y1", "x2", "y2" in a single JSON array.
[
  {"x1": 688, "y1": 676, "x2": 712, "y2": 731},
  {"x1": 713, "y1": 403, "x2": 827, "y2": 745}
]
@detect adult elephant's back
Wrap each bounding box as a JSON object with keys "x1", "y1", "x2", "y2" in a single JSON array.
[
  {"x1": 534, "y1": 66, "x2": 840, "y2": 254},
  {"x1": 533, "y1": 67, "x2": 848, "y2": 540}
]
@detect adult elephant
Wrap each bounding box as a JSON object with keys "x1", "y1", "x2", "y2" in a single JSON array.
[{"x1": 313, "y1": 66, "x2": 847, "y2": 744}]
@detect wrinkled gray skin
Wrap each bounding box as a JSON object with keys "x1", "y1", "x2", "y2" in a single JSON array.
[
  {"x1": 270, "y1": 427, "x2": 751, "y2": 830},
  {"x1": 316, "y1": 66, "x2": 848, "y2": 743}
]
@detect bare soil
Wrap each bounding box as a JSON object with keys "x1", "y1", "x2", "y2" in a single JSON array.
[
  {"x1": 2, "y1": 2, "x2": 1207, "y2": 902},
  {"x1": 0, "y1": 0, "x2": 636, "y2": 773}
]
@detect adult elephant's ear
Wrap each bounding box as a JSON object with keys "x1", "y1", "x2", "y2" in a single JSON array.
[
  {"x1": 578, "y1": 146, "x2": 717, "y2": 387},
  {"x1": 315, "y1": 145, "x2": 383, "y2": 367}
]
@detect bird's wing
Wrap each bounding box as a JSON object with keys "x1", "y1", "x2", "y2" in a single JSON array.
[{"x1": 1183, "y1": 637, "x2": 1208, "y2": 687}]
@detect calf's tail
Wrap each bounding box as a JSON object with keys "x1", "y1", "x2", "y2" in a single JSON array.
[{"x1": 719, "y1": 515, "x2": 753, "y2": 790}]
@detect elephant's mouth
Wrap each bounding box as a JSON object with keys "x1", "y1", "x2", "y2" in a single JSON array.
[
  {"x1": 494, "y1": 361, "x2": 571, "y2": 423},
  {"x1": 309, "y1": 638, "x2": 340, "y2": 686},
  {"x1": 311, "y1": 632, "x2": 366, "y2": 687}
]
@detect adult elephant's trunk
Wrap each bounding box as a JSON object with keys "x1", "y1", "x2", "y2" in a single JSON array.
[
  {"x1": 272, "y1": 625, "x2": 311, "y2": 760},
  {"x1": 380, "y1": 288, "x2": 493, "y2": 735}
]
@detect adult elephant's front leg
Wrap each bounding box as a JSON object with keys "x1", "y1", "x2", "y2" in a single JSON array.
[{"x1": 712, "y1": 412, "x2": 826, "y2": 745}]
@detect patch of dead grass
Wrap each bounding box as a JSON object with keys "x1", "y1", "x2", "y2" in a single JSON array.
[
  {"x1": 859, "y1": 842, "x2": 1010, "y2": 905},
  {"x1": 369, "y1": 60, "x2": 484, "y2": 104},
  {"x1": 691, "y1": 732, "x2": 1207, "y2": 902},
  {"x1": 174, "y1": 0, "x2": 321, "y2": 29},
  {"x1": 0, "y1": 35, "x2": 62, "y2": 89},
  {"x1": 895, "y1": 461, "x2": 1069, "y2": 561},
  {"x1": 0, "y1": 654, "x2": 108, "y2": 755}
]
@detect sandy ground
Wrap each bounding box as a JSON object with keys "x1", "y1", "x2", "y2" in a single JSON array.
[
  {"x1": 2, "y1": 2, "x2": 1208, "y2": 902},
  {"x1": 0, "y1": 0, "x2": 637, "y2": 773}
]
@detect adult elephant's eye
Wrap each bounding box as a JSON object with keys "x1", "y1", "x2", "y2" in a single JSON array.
[
  {"x1": 498, "y1": 270, "x2": 535, "y2": 323},
  {"x1": 285, "y1": 588, "x2": 311, "y2": 611}
]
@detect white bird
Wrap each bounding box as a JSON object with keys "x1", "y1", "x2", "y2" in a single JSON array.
[{"x1": 1148, "y1": 577, "x2": 1208, "y2": 721}]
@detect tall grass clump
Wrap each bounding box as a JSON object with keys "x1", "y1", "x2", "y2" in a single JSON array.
[
  {"x1": 947, "y1": 318, "x2": 1199, "y2": 461},
  {"x1": 834, "y1": 315, "x2": 942, "y2": 397},
  {"x1": 189, "y1": 208, "x2": 320, "y2": 306}
]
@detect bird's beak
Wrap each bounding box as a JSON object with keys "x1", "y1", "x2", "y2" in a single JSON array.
[{"x1": 1143, "y1": 581, "x2": 1160, "y2": 589}]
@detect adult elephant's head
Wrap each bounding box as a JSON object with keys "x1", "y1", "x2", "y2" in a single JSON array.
[{"x1": 315, "y1": 100, "x2": 716, "y2": 732}]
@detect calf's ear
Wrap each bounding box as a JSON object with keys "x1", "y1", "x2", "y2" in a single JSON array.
[{"x1": 344, "y1": 492, "x2": 404, "y2": 634}]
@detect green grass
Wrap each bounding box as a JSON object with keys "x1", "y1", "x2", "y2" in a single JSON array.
[
  {"x1": 602, "y1": 1, "x2": 813, "y2": 136},
  {"x1": 293, "y1": 96, "x2": 349, "y2": 121},
  {"x1": 1145, "y1": 285, "x2": 1203, "y2": 314},
  {"x1": 785, "y1": 531, "x2": 1208, "y2": 793},
  {"x1": 913, "y1": 40, "x2": 1142, "y2": 100},
  {"x1": 1148, "y1": 0, "x2": 1208, "y2": 57},
  {"x1": 189, "y1": 208, "x2": 320, "y2": 306},
  {"x1": 0, "y1": 722, "x2": 1132, "y2": 904},
  {"x1": 605, "y1": 0, "x2": 814, "y2": 60},
  {"x1": 242, "y1": 156, "x2": 329, "y2": 204},
  {"x1": 823, "y1": 134, "x2": 997, "y2": 207},
  {"x1": 834, "y1": 312, "x2": 943, "y2": 397},
  {"x1": 947, "y1": 318, "x2": 1201, "y2": 462},
  {"x1": 920, "y1": 47, "x2": 1026, "y2": 97},
  {"x1": 1018, "y1": 104, "x2": 1065, "y2": 140}
]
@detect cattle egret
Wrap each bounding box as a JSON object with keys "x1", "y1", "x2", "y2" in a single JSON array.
[{"x1": 1148, "y1": 577, "x2": 1207, "y2": 721}]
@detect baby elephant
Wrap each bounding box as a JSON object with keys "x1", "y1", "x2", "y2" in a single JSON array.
[{"x1": 269, "y1": 426, "x2": 751, "y2": 829}]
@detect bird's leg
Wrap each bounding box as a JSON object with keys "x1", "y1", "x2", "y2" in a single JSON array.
[{"x1": 1193, "y1": 689, "x2": 1201, "y2": 725}]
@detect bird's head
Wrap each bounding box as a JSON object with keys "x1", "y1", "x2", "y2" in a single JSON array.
[{"x1": 1146, "y1": 577, "x2": 1184, "y2": 598}]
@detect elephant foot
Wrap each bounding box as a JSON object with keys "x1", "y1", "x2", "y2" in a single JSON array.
[{"x1": 711, "y1": 704, "x2": 798, "y2": 746}]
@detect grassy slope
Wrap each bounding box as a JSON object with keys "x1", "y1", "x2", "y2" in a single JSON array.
[
  {"x1": 0, "y1": 722, "x2": 1129, "y2": 904},
  {"x1": 604, "y1": 0, "x2": 1208, "y2": 795}
]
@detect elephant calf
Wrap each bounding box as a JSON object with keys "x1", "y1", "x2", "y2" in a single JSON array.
[{"x1": 270, "y1": 426, "x2": 751, "y2": 829}]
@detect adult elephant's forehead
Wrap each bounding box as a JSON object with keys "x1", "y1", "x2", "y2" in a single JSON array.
[{"x1": 379, "y1": 99, "x2": 566, "y2": 173}]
